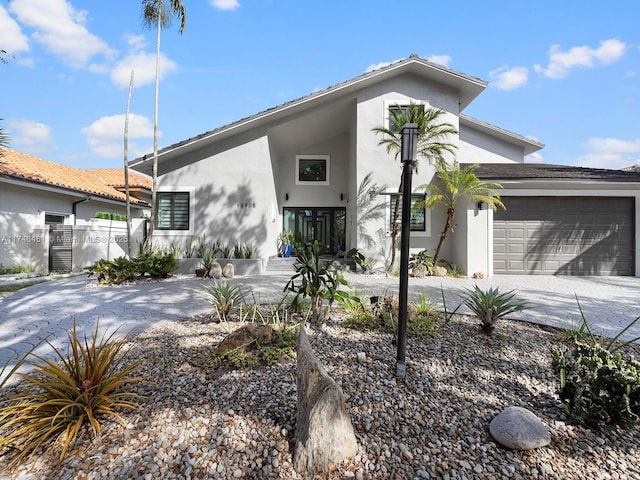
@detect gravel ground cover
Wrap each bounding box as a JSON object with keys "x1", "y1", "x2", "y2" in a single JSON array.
[{"x1": 1, "y1": 305, "x2": 639, "y2": 480}]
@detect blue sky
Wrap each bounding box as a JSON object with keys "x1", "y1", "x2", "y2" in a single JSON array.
[{"x1": 1, "y1": 0, "x2": 639, "y2": 170}]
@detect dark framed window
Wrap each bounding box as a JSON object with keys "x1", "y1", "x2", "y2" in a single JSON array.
[
  {"x1": 296, "y1": 155, "x2": 330, "y2": 185},
  {"x1": 156, "y1": 191, "x2": 190, "y2": 230},
  {"x1": 390, "y1": 194, "x2": 426, "y2": 232},
  {"x1": 388, "y1": 103, "x2": 425, "y2": 131}
]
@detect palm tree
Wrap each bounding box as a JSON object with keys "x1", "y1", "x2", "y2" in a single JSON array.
[
  {"x1": 419, "y1": 161, "x2": 505, "y2": 265},
  {"x1": 372, "y1": 103, "x2": 458, "y2": 270},
  {"x1": 141, "y1": 0, "x2": 186, "y2": 239},
  {"x1": 0, "y1": 119, "x2": 10, "y2": 158}
]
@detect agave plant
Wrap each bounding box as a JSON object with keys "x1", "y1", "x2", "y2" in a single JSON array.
[
  {"x1": 463, "y1": 285, "x2": 529, "y2": 334},
  {"x1": 0, "y1": 320, "x2": 141, "y2": 466},
  {"x1": 201, "y1": 280, "x2": 246, "y2": 321}
]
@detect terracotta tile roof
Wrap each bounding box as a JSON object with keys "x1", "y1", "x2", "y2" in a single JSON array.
[
  {"x1": 83, "y1": 168, "x2": 152, "y2": 189},
  {"x1": 462, "y1": 163, "x2": 640, "y2": 182},
  {"x1": 0, "y1": 148, "x2": 149, "y2": 204}
]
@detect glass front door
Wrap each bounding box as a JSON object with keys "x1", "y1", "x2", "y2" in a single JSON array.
[{"x1": 283, "y1": 207, "x2": 346, "y2": 254}]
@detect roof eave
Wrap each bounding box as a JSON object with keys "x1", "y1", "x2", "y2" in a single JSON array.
[
  {"x1": 130, "y1": 56, "x2": 488, "y2": 170},
  {"x1": 0, "y1": 174, "x2": 149, "y2": 206},
  {"x1": 460, "y1": 114, "x2": 544, "y2": 155}
]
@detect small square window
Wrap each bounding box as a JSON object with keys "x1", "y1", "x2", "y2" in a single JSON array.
[{"x1": 296, "y1": 155, "x2": 330, "y2": 185}]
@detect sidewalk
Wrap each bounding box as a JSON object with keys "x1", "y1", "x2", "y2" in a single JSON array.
[{"x1": 1, "y1": 272, "x2": 639, "y2": 382}]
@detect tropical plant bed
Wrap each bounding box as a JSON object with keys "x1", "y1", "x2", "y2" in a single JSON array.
[{"x1": 1, "y1": 308, "x2": 639, "y2": 479}]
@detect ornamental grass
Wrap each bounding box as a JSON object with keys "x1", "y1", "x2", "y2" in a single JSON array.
[{"x1": 0, "y1": 320, "x2": 141, "y2": 467}]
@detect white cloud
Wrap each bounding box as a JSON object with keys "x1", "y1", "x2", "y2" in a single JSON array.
[
  {"x1": 365, "y1": 54, "x2": 451, "y2": 74},
  {"x1": 210, "y1": 0, "x2": 241, "y2": 11},
  {"x1": 7, "y1": 118, "x2": 53, "y2": 151},
  {"x1": 81, "y1": 114, "x2": 155, "y2": 158},
  {"x1": 9, "y1": 0, "x2": 115, "y2": 69},
  {"x1": 0, "y1": 6, "x2": 29, "y2": 55},
  {"x1": 110, "y1": 51, "x2": 177, "y2": 88},
  {"x1": 524, "y1": 152, "x2": 544, "y2": 163},
  {"x1": 489, "y1": 66, "x2": 528, "y2": 91},
  {"x1": 365, "y1": 59, "x2": 399, "y2": 73},
  {"x1": 426, "y1": 55, "x2": 451, "y2": 68},
  {"x1": 534, "y1": 39, "x2": 626, "y2": 79},
  {"x1": 577, "y1": 137, "x2": 640, "y2": 169}
]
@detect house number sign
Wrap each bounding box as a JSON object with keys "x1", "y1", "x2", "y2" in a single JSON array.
[{"x1": 236, "y1": 202, "x2": 256, "y2": 209}]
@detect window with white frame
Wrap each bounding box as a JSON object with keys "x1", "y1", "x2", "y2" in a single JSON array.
[
  {"x1": 156, "y1": 191, "x2": 190, "y2": 230},
  {"x1": 296, "y1": 155, "x2": 330, "y2": 185}
]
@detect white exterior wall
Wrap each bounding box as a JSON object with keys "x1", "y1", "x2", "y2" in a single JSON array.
[
  {"x1": 146, "y1": 69, "x2": 539, "y2": 271},
  {"x1": 72, "y1": 219, "x2": 146, "y2": 271},
  {"x1": 156, "y1": 133, "x2": 280, "y2": 258},
  {"x1": 352, "y1": 76, "x2": 461, "y2": 266},
  {"x1": 1, "y1": 180, "x2": 147, "y2": 272},
  {"x1": 458, "y1": 126, "x2": 525, "y2": 164}
]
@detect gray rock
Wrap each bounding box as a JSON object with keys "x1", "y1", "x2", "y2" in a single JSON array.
[
  {"x1": 293, "y1": 328, "x2": 358, "y2": 474},
  {"x1": 210, "y1": 262, "x2": 222, "y2": 279},
  {"x1": 222, "y1": 262, "x2": 234, "y2": 279},
  {"x1": 489, "y1": 406, "x2": 551, "y2": 450}
]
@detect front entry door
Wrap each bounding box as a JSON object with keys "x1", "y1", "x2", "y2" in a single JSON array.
[{"x1": 283, "y1": 207, "x2": 346, "y2": 254}]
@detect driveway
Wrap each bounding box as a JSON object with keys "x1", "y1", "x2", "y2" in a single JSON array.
[{"x1": 1, "y1": 273, "x2": 639, "y2": 382}]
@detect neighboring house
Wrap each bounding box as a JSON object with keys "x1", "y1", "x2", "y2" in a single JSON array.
[
  {"x1": 0, "y1": 148, "x2": 150, "y2": 273},
  {"x1": 130, "y1": 54, "x2": 640, "y2": 276}
]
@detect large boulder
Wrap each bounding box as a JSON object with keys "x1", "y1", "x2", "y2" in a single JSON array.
[
  {"x1": 489, "y1": 406, "x2": 551, "y2": 450},
  {"x1": 294, "y1": 328, "x2": 358, "y2": 474},
  {"x1": 212, "y1": 323, "x2": 274, "y2": 356}
]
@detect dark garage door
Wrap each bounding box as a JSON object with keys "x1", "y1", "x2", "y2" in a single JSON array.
[{"x1": 494, "y1": 197, "x2": 635, "y2": 275}]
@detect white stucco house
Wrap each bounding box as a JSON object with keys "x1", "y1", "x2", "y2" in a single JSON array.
[
  {"x1": 0, "y1": 149, "x2": 150, "y2": 273},
  {"x1": 130, "y1": 54, "x2": 640, "y2": 276}
]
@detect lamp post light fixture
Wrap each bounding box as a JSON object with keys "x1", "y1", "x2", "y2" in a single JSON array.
[{"x1": 396, "y1": 123, "x2": 418, "y2": 379}]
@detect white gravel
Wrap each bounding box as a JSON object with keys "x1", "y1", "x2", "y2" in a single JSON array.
[{"x1": 1, "y1": 306, "x2": 640, "y2": 479}]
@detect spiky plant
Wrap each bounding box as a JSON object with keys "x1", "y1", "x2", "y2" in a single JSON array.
[
  {"x1": 201, "y1": 281, "x2": 246, "y2": 321},
  {"x1": 463, "y1": 285, "x2": 529, "y2": 334},
  {"x1": 0, "y1": 320, "x2": 140, "y2": 466},
  {"x1": 411, "y1": 292, "x2": 438, "y2": 317}
]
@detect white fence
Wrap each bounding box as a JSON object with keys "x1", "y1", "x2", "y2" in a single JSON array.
[{"x1": 0, "y1": 218, "x2": 146, "y2": 274}]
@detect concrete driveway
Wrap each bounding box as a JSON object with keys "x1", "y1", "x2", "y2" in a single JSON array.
[{"x1": 1, "y1": 272, "x2": 639, "y2": 382}]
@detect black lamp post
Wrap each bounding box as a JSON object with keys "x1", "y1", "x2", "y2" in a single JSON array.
[{"x1": 396, "y1": 123, "x2": 418, "y2": 378}]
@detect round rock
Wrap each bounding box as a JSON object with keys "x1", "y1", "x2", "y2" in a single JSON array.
[{"x1": 489, "y1": 406, "x2": 551, "y2": 450}]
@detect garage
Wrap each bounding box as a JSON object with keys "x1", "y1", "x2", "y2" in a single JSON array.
[{"x1": 493, "y1": 196, "x2": 635, "y2": 275}]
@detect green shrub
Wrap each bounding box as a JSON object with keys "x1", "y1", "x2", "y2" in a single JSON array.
[
  {"x1": 134, "y1": 251, "x2": 178, "y2": 279},
  {"x1": 551, "y1": 302, "x2": 640, "y2": 429},
  {"x1": 85, "y1": 252, "x2": 177, "y2": 285},
  {"x1": 408, "y1": 250, "x2": 434, "y2": 276},
  {"x1": 409, "y1": 315, "x2": 440, "y2": 338},
  {"x1": 344, "y1": 309, "x2": 381, "y2": 332},
  {"x1": 0, "y1": 320, "x2": 140, "y2": 466},
  {"x1": 283, "y1": 239, "x2": 359, "y2": 323},
  {"x1": 94, "y1": 212, "x2": 127, "y2": 221},
  {"x1": 463, "y1": 285, "x2": 529, "y2": 334},
  {"x1": 85, "y1": 256, "x2": 136, "y2": 284},
  {"x1": 411, "y1": 292, "x2": 438, "y2": 317}
]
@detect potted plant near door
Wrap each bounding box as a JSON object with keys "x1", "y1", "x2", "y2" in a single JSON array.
[{"x1": 278, "y1": 230, "x2": 294, "y2": 258}]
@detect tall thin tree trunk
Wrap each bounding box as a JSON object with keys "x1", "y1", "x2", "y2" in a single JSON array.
[
  {"x1": 432, "y1": 206, "x2": 455, "y2": 265},
  {"x1": 148, "y1": 13, "x2": 161, "y2": 241},
  {"x1": 387, "y1": 170, "x2": 404, "y2": 271},
  {"x1": 124, "y1": 70, "x2": 135, "y2": 258}
]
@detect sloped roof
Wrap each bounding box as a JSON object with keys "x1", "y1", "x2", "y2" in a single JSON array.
[
  {"x1": 459, "y1": 114, "x2": 544, "y2": 155},
  {"x1": 83, "y1": 168, "x2": 152, "y2": 189},
  {"x1": 464, "y1": 163, "x2": 640, "y2": 182},
  {"x1": 0, "y1": 148, "x2": 150, "y2": 204},
  {"x1": 131, "y1": 54, "x2": 490, "y2": 169}
]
